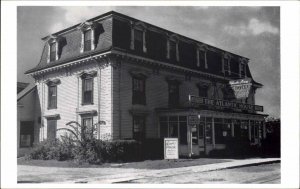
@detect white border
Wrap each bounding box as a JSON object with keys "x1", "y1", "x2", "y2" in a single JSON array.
[{"x1": 1, "y1": 1, "x2": 300, "y2": 188}]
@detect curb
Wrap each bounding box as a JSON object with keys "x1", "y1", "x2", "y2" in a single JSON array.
[{"x1": 203, "y1": 159, "x2": 281, "y2": 172}]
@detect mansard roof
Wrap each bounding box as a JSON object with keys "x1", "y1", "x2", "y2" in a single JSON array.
[{"x1": 25, "y1": 11, "x2": 262, "y2": 87}]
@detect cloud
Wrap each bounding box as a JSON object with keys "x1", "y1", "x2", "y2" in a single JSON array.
[
  {"x1": 248, "y1": 18, "x2": 279, "y2": 35},
  {"x1": 223, "y1": 18, "x2": 279, "y2": 36},
  {"x1": 47, "y1": 7, "x2": 115, "y2": 34}
]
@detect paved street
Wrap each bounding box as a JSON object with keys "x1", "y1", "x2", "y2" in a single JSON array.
[
  {"x1": 18, "y1": 158, "x2": 280, "y2": 184},
  {"x1": 118, "y1": 163, "x2": 280, "y2": 184}
]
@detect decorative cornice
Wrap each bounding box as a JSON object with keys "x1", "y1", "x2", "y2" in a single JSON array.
[
  {"x1": 77, "y1": 110, "x2": 97, "y2": 116},
  {"x1": 44, "y1": 114, "x2": 60, "y2": 120},
  {"x1": 45, "y1": 78, "x2": 61, "y2": 86}
]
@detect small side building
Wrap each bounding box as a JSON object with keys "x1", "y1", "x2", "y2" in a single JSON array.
[{"x1": 17, "y1": 82, "x2": 41, "y2": 157}]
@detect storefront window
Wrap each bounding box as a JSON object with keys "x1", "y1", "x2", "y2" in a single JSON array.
[
  {"x1": 240, "y1": 121, "x2": 249, "y2": 139},
  {"x1": 179, "y1": 116, "x2": 187, "y2": 144},
  {"x1": 159, "y1": 116, "x2": 188, "y2": 145},
  {"x1": 192, "y1": 125, "x2": 198, "y2": 145},
  {"x1": 169, "y1": 122, "x2": 178, "y2": 137},
  {"x1": 205, "y1": 117, "x2": 213, "y2": 144}
]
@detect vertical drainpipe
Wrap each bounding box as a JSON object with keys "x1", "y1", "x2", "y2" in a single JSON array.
[
  {"x1": 97, "y1": 62, "x2": 101, "y2": 140},
  {"x1": 42, "y1": 77, "x2": 45, "y2": 140},
  {"x1": 76, "y1": 76, "x2": 79, "y2": 123},
  {"x1": 118, "y1": 60, "x2": 122, "y2": 139}
]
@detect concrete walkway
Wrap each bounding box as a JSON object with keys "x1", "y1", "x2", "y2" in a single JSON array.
[{"x1": 58, "y1": 158, "x2": 280, "y2": 184}]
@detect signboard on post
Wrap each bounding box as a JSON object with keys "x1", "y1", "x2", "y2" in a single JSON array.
[{"x1": 164, "y1": 138, "x2": 179, "y2": 159}]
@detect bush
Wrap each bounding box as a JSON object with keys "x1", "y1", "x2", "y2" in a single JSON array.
[
  {"x1": 26, "y1": 139, "x2": 74, "y2": 161},
  {"x1": 26, "y1": 121, "x2": 165, "y2": 164}
]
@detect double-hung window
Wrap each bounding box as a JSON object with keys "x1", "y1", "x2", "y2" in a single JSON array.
[
  {"x1": 84, "y1": 29, "x2": 92, "y2": 52},
  {"x1": 224, "y1": 58, "x2": 230, "y2": 75},
  {"x1": 134, "y1": 29, "x2": 143, "y2": 53},
  {"x1": 133, "y1": 116, "x2": 145, "y2": 141},
  {"x1": 132, "y1": 76, "x2": 146, "y2": 105},
  {"x1": 48, "y1": 85, "x2": 57, "y2": 109},
  {"x1": 198, "y1": 86, "x2": 208, "y2": 98},
  {"x1": 198, "y1": 50, "x2": 206, "y2": 69},
  {"x1": 168, "y1": 81, "x2": 180, "y2": 107},
  {"x1": 169, "y1": 40, "x2": 177, "y2": 61},
  {"x1": 49, "y1": 42, "x2": 56, "y2": 62},
  {"x1": 240, "y1": 63, "x2": 246, "y2": 78},
  {"x1": 82, "y1": 77, "x2": 93, "y2": 105}
]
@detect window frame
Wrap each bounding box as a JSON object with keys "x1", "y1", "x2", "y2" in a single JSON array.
[
  {"x1": 83, "y1": 29, "x2": 92, "y2": 52},
  {"x1": 47, "y1": 119, "x2": 57, "y2": 140},
  {"x1": 133, "y1": 29, "x2": 144, "y2": 53},
  {"x1": 49, "y1": 42, "x2": 57, "y2": 62},
  {"x1": 82, "y1": 76, "x2": 94, "y2": 105},
  {"x1": 132, "y1": 115, "x2": 145, "y2": 141},
  {"x1": 132, "y1": 76, "x2": 146, "y2": 105},
  {"x1": 168, "y1": 81, "x2": 180, "y2": 108},
  {"x1": 48, "y1": 85, "x2": 57, "y2": 109}
]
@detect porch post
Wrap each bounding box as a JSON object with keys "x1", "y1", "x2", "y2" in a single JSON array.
[
  {"x1": 248, "y1": 120, "x2": 251, "y2": 141},
  {"x1": 212, "y1": 118, "x2": 215, "y2": 148},
  {"x1": 231, "y1": 122, "x2": 234, "y2": 137}
]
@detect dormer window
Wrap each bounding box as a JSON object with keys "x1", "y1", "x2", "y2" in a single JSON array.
[
  {"x1": 240, "y1": 63, "x2": 246, "y2": 78},
  {"x1": 84, "y1": 29, "x2": 92, "y2": 52},
  {"x1": 196, "y1": 45, "x2": 208, "y2": 69},
  {"x1": 167, "y1": 36, "x2": 179, "y2": 62},
  {"x1": 49, "y1": 42, "x2": 57, "y2": 62},
  {"x1": 239, "y1": 59, "x2": 247, "y2": 78},
  {"x1": 223, "y1": 57, "x2": 231, "y2": 76},
  {"x1": 169, "y1": 40, "x2": 177, "y2": 61},
  {"x1": 77, "y1": 21, "x2": 100, "y2": 53},
  {"x1": 197, "y1": 49, "x2": 207, "y2": 69},
  {"x1": 130, "y1": 22, "x2": 147, "y2": 53},
  {"x1": 46, "y1": 35, "x2": 63, "y2": 63},
  {"x1": 134, "y1": 29, "x2": 143, "y2": 53}
]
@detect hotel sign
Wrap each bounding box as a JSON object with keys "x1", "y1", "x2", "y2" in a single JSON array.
[
  {"x1": 189, "y1": 95, "x2": 263, "y2": 112},
  {"x1": 229, "y1": 78, "x2": 252, "y2": 99},
  {"x1": 164, "y1": 138, "x2": 179, "y2": 159}
]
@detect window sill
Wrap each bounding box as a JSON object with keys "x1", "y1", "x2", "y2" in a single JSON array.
[
  {"x1": 47, "y1": 107, "x2": 57, "y2": 110},
  {"x1": 81, "y1": 103, "x2": 94, "y2": 106}
]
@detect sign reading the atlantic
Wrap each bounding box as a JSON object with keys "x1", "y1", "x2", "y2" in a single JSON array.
[
  {"x1": 164, "y1": 138, "x2": 179, "y2": 159},
  {"x1": 229, "y1": 78, "x2": 252, "y2": 99},
  {"x1": 189, "y1": 95, "x2": 263, "y2": 112}
]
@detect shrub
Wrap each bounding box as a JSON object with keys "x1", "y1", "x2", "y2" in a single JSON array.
[
  {"x1": 26, "y1": 139, "x2": 74, "y2": 161},
  {"x1": 26, "y1": 121, "x2": 165, "y2": 164}
]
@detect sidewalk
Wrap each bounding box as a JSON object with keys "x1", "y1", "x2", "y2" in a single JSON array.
[{"x1": 59, "y1": 158, "x2": 280, "y2": 184}]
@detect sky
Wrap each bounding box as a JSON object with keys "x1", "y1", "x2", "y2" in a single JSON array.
[{"x1": 17, "y1": 6, "x2": 280, "y2": 118}]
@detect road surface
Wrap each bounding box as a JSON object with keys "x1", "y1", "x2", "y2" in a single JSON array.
[{"x1": 114, "y1": 163, "x2": 280, "y2": 184}]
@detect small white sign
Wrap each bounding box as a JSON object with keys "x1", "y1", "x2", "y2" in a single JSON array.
[{"x1": 164, "y1": 138, "x2": 179, "y2": 159}]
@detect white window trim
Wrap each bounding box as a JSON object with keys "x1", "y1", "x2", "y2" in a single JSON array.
[
  {"x1": 196, "y1": 48, "x2": 207, "y2": 69},
  {"x1": 47, "y1": 39, "x2": 59, "y2": 63},
  {"x1": 77, "y1": 21, "x2": 97, "y2": 53},
  {"x1": 130, "y1": 26, "x2": 147, "y2": 53},
  {"x1": 80, "y1": 28, "x2": 95, "y2": 53},
  {"x1": 222, "y1": 53, "x2": 231, "y2": 75},
  {"x1": 167, "y1": 39, "x2": 179, "y2": 62}
]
